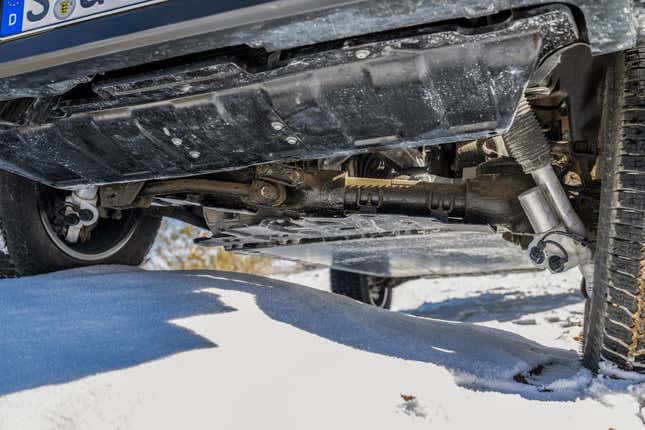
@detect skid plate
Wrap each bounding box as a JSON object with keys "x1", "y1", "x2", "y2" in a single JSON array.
[
  {"x1": 198, "y1": 215, "x2": 536, "y2": 278},
  {"x1": 0, "y1": 9, "x2": 578, "y2": 188}
]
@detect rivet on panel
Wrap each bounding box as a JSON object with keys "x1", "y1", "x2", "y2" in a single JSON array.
[
  {"x1": 271, "y1": 122, "x2": 285, "y2": 131},
  {"x1": 355, "y1": 49, "x2": 371, "y2": 60}
]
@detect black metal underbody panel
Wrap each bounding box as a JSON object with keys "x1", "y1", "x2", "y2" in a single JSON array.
[
  {"x1": 198, "y1": 214, "x2": 536, "y2": 278},
  {"x1": 0, "y1": 9, "x2": 577, "y2": 188}
]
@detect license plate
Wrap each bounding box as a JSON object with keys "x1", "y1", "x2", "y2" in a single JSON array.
[{"x1": 1, "y1": 0, "x2": 165, "y2": 38}]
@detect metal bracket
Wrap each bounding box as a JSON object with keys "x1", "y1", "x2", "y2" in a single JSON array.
[
  {"x1": 65, "y1": 187, "x2": 100, "y2": 243},
  {"x1": 256, "y1": 164, "x2": 306, "y2": 188}
]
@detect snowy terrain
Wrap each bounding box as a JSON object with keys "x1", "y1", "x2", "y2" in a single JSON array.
[{"x1": 0, "y1": 262, "x2": 644, "y2": 429}]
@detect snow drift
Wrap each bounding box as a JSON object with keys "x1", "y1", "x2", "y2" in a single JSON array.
[{"x1": 0, "y1": 266, "x2": 643, "y2": 429}]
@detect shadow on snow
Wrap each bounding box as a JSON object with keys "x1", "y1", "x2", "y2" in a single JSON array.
[
  {"x1": 401, "y1": 291, "x2": 582, "y2": 323},
  {"x1": 0, "y1": 266, "x2": 586, "y2": 400}
]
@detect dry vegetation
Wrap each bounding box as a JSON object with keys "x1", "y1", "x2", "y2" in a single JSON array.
[{"x1": 144, "y1": 219, "x2": 292, "y2": 275}]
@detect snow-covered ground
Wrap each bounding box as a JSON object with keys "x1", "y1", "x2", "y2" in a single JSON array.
[{"x1": 1, "y1": 263, "x2": 644, "y2": 429}]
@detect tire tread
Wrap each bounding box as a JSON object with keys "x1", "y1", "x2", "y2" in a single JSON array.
[{"x1": 584, "y1": 44, "x2": 645, "y2": 372}]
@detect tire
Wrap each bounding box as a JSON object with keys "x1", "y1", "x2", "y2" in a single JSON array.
[
  {"x1": 330, "y1": 269, "x2": 395, "y2": 309},
  {"x1": 582, "y1": 45, "x2": 645, "y2": 372},
  {"x1": 0, "y1": 171, "x2": 161, "y2": 278}
]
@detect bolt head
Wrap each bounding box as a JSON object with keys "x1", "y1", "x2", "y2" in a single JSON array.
[
  {"x1": 271, "y1": 122, "x2": 285, "y2": 131},
  {"x1": 189, "y1": 151, "x2": 201, "y2": 159},
  {"x1": 286, "y1": 136, "x2": 298, "y2": 145},
  {"x1": 259, "y1": 184, "x2": 280, "y2": 202},
  {"x1": 355, "y1": 49, "x2": 371, "y2": 60}
]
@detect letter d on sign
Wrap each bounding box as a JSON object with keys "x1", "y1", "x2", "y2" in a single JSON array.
[{"x1": 1, "y1": 0, "x2": 25, "y2": 37}]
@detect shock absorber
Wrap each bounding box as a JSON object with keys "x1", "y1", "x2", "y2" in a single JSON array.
[{"x1": 504, "y1": 96, "x2": 594, "y2": 294}]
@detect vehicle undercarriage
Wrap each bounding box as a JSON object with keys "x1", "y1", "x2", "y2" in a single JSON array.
[{"x1": 0, "y1": 1, "x2": 643, "y2": 372}]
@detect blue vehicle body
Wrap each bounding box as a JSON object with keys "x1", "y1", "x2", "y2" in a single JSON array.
[{"x1": 0, "y1": 0, "x2": 638, "y2": 98}]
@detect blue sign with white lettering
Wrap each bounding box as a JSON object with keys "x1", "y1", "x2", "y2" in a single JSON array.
[{"x1": 1, "y1": 0, "x2": 25, "y2": 37}]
